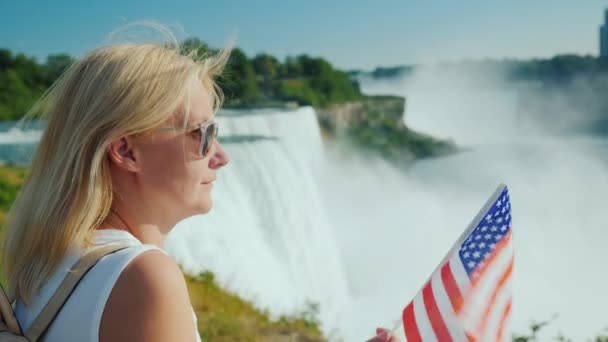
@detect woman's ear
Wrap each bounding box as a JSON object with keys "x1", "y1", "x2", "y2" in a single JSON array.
[{"x1": 107, "y1": 136, "x2": 141, "y2": 172}]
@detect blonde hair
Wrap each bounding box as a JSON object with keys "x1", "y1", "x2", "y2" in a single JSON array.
[{"x1": 3, "y1": 25, "x2": 231, "y2": 305}]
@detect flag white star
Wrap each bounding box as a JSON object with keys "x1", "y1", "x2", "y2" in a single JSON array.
[
  {"x1": 467, "y1": 261, "x2": 476, "y2": 269},
  {"x1": 475, "y1": 235, "x2": 482, "y2": 240},
  {"x1": 478, "y1": 242, "x2": 486, "y2": 249},
  {"x1": 494, "y1": 234, "x2": 503, "y2": 241},
  {"x1": 489, "y1": 243, "x2": 496, "y2": 250},
  {"x1": 500, "y1": 225, "x2": 508, "y2": 232},
  {"x1": 485, "y1": 214, "x2": 493, "y2": 222},
  {"x1": 496, "y1": 217, "x2": 503, "y2": 223},
  {"x1": 485, "y1": 234, "x2": 492, "y2": 240},
  {"x1": 490, "y1": 226, "x2": 498, "y2": 232},
  {"x1": 481, "y1": 226, "x2": 488, "y2": 232},
  {"x1": 473, "y1": 251, "x2": 481, "y2": 259},
  {"x1": 463, "y1": 252, "x2": 470, "y2": 258}
]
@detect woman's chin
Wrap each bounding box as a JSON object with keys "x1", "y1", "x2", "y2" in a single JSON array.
[
  {"x1": 182, "y1": 194, "x2": 214, "y2": 217},
  {"x1": 198, "y1": 198, "x2": 213, "y2": 214}
]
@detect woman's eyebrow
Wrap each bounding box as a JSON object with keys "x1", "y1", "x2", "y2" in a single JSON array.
[
  {"x1": 188, "y1": 116, "x2": 215, "y2": 128},
  {"x1": 201, "y1": 115, "x2": 216, "y2": 125}
]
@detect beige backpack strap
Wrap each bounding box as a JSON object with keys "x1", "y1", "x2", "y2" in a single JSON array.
[
  {"x1": 24, "y1": 244, "x2": 129, "y2": 341},
  {"x1": 0, "y1": 285, "x2": 22, "y2": 334}
]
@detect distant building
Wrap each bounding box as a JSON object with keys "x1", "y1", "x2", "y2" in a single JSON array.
[{"x1": 601, "y1": 9, "x2": 608, "y2": 57}]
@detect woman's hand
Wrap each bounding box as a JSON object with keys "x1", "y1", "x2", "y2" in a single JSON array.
[{"x1": 366, "y1": 327, "x2": 400, "y2": 342}]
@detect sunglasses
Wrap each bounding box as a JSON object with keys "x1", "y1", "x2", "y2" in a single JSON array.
[{"x1": 157, "y1": 120, "x2": 219, "y2": 158}]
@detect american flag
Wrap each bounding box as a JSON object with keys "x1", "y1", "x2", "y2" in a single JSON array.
[{"x1": 402, "y1": 184, "x2": 513, "y2": 341}]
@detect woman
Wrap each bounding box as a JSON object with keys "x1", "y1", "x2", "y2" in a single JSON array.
[{"x1": 2, "y1": 27, "x2": 396, "y2": 341}]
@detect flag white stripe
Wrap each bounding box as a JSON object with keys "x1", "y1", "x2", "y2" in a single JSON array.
[
  {"x1": 480, "y1": 283, "x2": 512, "y2": 341},
  {"x1": 461, "y1": 241, "x2": 513, "y2": 336},
  {"x1": 474, "y1": 246, "x2": 513, "y2": 315},
  {"x1": 412, "y1": 291, "x2": 438, "y2": 342},
  {"x1": 449, "y1": 254, "x2": 471, "y2": 297},
  {"x1": 499, "y1": 308, "x2": 512, "y2": 342},
  {"x1": 430, "y1": 269, "x2": 468, "y2": 341}
]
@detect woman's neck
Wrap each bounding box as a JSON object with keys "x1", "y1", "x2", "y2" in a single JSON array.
[{"x1": 99, "y1": 209, "x2": 166, "y2": 248}]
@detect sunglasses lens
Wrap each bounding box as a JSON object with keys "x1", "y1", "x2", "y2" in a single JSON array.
[{"x1": 201, "y1": 122, "x2": 218, "y2": 157}]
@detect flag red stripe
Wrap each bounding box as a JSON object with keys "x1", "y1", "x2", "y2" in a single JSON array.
[
  {"x1": 478, "y1": 257, "x2": 514, "y2": 336},
  {"x1": 496, "y1": 298, "x2": 512, "y2": 341},
  {"x1": 441, "y1": 262, "x2": 463, "y2": 313},
  {"x1": 403, "y1": 302, "x2": 422, "y2": 342},
  {"x1": 422, "y1": 281, "x2": 452, "y2": 341}
]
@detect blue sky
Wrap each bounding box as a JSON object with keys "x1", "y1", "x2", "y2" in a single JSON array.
[{"x1": 1, "y1": 1, "x2": 607, "y2": 70}]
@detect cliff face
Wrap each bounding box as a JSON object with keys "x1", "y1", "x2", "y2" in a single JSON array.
[
  {"x1": 315, "y1": 95, "x2": 457, "y2": 163},
  {"x1": 316, "y1": 96, "x2": 406, "y2": 138}
]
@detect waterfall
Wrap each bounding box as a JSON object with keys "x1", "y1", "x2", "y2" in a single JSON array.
[{"x1": 166, "y1": 107, "x2": 351, "y2": 338}]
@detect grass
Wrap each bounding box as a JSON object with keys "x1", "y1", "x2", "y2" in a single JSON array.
[
  {"x1": 187, "y1": 271, "x2": 324, "y2": 342},
  {"x1": 0, "y1": 165, "x2": 324, "y2": 342}
]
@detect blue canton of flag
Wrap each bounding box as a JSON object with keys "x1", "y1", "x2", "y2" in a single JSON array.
[{"x1": 459, "y1": 188, "x2": 512, "y2": 278}]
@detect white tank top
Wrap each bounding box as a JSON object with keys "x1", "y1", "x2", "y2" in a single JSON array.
[{"x1": 14, "y1": 229, "x2": 202, "y2": 342}]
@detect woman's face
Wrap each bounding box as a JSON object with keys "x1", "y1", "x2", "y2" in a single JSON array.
[{"x1": 136, "y1": 79, "x2": 229, "y2": 220}]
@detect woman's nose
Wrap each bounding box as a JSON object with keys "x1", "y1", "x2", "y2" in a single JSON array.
[{"x1": 208, "y1": 142, "x2": 229, "y2": 169}]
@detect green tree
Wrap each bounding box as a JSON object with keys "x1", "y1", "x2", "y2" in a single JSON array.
[
  {"x1": 252, "y1": 53, "x2": 279, "y2": 80},
  {"x1": 0, "y1": 49, "x2": 13, "y2": 70},
  {"x1": 221, "y1": 48, "x2": 260, "y2": 105},
  {"x1": 45, "y1": 54, "x2": 74, "y2": 81},
  {"x1": 180, "y1": 37, "x2": 210, "y2": 56}
]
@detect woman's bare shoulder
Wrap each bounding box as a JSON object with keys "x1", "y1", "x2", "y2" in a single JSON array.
[{"x1": 99, "y1": 249, "x2": 198, "y2": 342}]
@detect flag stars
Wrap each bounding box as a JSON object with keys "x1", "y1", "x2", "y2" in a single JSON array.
[{"x1": 459, "y1": 191, "x2": 511, "y2": 277}]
